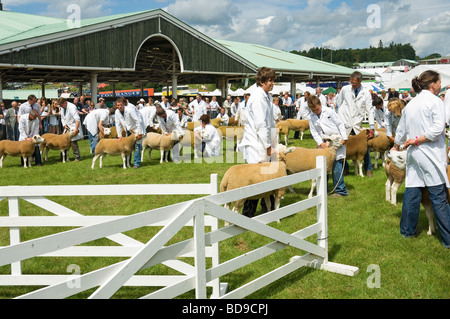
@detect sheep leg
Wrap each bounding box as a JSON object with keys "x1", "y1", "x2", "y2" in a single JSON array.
[
  {"x1": 308, "y1": 179, "x2": 316, "y2": 198},
  {"x1": 300, "y1": 130, "x2": 304, "y2": 140},
  {"x1": 287, "y1": 185, "x2": 296, "y2": 194},
  {"x1": 421, "y1": 201, "x2": 436, "y2": 235},
  {"x1": 0, "y1": 154, "x2": 5, "y2": 168},
  {"x1": 61, "y1": 149, "x2": 66, "y2": 163},
  {"x1": 121, "y1": 154, "x2": 127, "y2": 169},
  {"x1": 390, "y1": 181, "x2": 402, "y2": 205},
  {"x1": 357, "y1": 160, "x2": 364, "y2": 177},
  {"x1": 91, "y1": 154, "x2": 98, "y2": 169},
  {"x1": 374, "y1": 151, "x2": 379, "y2": 169},
  {"x1": 385, "y1": 177, "x2": 392, "y2": 202},
  {"x1": 99, "y1": 154, "x2": 106, "y2": 168},
  {"x1": 23, "y1": 156, "x2": 29, "y2": 168},
  {"x1": 44, "y1": 147, "x2": 49, "y2": 162}
]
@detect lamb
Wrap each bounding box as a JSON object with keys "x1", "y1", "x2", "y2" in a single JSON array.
[
  {"x1": 345, "y1": 129, "x2": 372, "y2": 177},
  {"x1": 285, "y1": 134, "x2": 343, "y2": 197},
  {"x1": 140, "y1": 131, "x2": 183, "y2": 163},
  {"x1": 385, "y1": 148, "x2": 442, "y2": 236},
  {"x1": 0, "y1": 135, "x2": 45, "y2": 168},
  {"x1": 91, "y1": 132, "x2": 141, "y2": 169},
  {"x1": 286, "y1": 119, "x2": 309, "y2": 140},
  {"x1": 368, "y1": 129, "x2": 393, "y2": 169},
  {"x1": 219, "y1": 145, "x2": 295, "y2": 224},
  {"x1": 40, "y1": 130, "x2": 76, "y2": 163},
  {"x1": 276, "y1": 120, "x2": 290, "y2": 145}
]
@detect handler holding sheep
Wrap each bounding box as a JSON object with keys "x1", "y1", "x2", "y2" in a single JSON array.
[
  {"x1": 336, "y1": 71, "x2": 375, "y2": 177},
  {"x1": 237, "y1": 67, "x2": 278, "y2": 217},
  {"x1": 308, "y1": 96, "x2": 349, "y2": 197},
  {"x1": 57, "y1": 97, "x2": 83, "y2": 162}
]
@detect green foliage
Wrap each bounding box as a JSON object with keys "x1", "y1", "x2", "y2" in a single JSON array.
[{"x1": 0, "y1": 134, "x2": 448, "y2": 299}]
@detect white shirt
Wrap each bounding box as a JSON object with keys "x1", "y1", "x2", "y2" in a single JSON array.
[
  {"x1": 18, "y1": 114, "x2": 39, "y2": 141},
  {"x1": 139, "y1": 105, "x2": 157, "y2": 128},
  {"x1": 83, "y1": 109, "x2": 110, "y2": 136},
  {"x1": 318, "y1": 94, "x2": 327, "y2": 109},
  {"x1": 189, "y1": 99, "x2": 207, "y2": 122},
  {"x1": 18, "y1": 101, "x2": 41, "y2": 119},
  {"x1": 209, "y1": 100, "x2": 219, "y2": 112},
  {"x1": 157, "y1": 109, "x2": 184, "y2": 136},
  {"x1": 61, "y1": 102, "x2": 83, "y2": 141},
  {"x1": 385, "y1": 109, "x2": 403, "y2": 138},
  {"x1": 216, "y1": 113, "x2": 229, "y2": 126},
  {"x1": 309, "y1": 107, "x2": 348, "y2": 160},
  {"x1": 235, "y1": 101, "x2": 248, "y2": 125},
  {"x1": 177, "y1": 113, "x2": 189, "y2": 129},
  {"x1": 297, "y1": 96, "x2": 311, "y2": 120},
  {"x1": 374, "y1": 105, "x2": 386, "y2": 129},
  {"x1": 336, "y1": 84, "x2": 375, "y2": 135},
  {"x1": 238, "y1": 86, "x2": 276, "y2": 163},
  {"x1": 115, "y1": 104, "x2": 145, "y2": 137},
  {"x1": 273, "y1": 103, "x2": 282, "y2": 121},
  {"x1": 395, "y1": 90, "x2": 449, "y2": 188},
  {"x1": 194, "y1": 123, "x2": 221, "y2": 157},
  {"x1": 230, "y1": 102, "x2": 239, "y2": 116}
]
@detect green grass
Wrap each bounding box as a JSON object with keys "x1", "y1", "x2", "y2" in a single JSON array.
[{"x1": 0, "y1": 130, "x2": 449, "y2": 299}]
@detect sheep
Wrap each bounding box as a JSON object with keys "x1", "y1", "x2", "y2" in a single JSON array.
[
  {"x1": 140, "y1": 131, "x2": 183, "y2": 163},
  {"x1": 385, "y1": 148, "x2": 442, "y2": 236},
  {"x1": 286, "y1": 119, "x2": 309, "y2": 140},
  {"x1": 0, "y1": 135, "x2": 45, "y2": 168},
  {"x1": 368, "y1": 129, "x2": 393, "y2": 169},
  {"x1": 276, "y1": 120, "x2": 291, "y2": 145},
  {"x1": 91, "y1": 132, "x2": 141, "y2": 169},
  {"x1": 345, "y1": 129, "x2": 372, "y2": 178},
  {"x1": 285, "y1": 133, "x2": 344, "y2": 197},
  {"x1": 40, "y1": 130, "x2": 76, "y2": 163},
  {"x1": 217, "y1": 126, "x2": 244, "y2": 149},
  {"x1": 219, "y1": 145, "x2": 295, "y2": 224},
  {"x1": 227, "y1": 116, "x2": 239, "y2": 126}
]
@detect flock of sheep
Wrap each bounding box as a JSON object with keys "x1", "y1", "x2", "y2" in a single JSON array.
[{"x1": 0, "y1": 115, "x2": 438, "y2": 234}]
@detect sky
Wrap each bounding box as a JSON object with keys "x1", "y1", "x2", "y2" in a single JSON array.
[{"x1": 2, "y1": 0, "x2": 450, "y2": 58}]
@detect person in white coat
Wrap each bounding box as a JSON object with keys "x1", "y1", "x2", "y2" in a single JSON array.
[
  {"x1": 294, "y1": 91, "x2": 311, "y2": 139},
  {"x1": 237, "y1": 67, "x2": 278, "y2": 217},
  {"x1": 189, "y1": 94, "x2": 207, "y2": 122},
  {"x1": 83, "y1": 107, "x2": 115, "y2": 155},
  {"x1": 58, "y1": 97, "x2": 83, "y2": 162},
  {"x1": 393, "y1": 70, "x2": 450, "y2": 248},
  {"x1": 308, "y1": 95, "x2": 348, "y2": 197},
  {"x1": 115, "y1": 97, "x2": 145, "y2": 168},
  {"x1": 194, "y1": 114, "x2": 221, "y2": 158},
  {"x1": 156, "y1": 107, "x2": 185, "y2": 162},
  {"x1": 139, "y1": 103, "x2": 157, "y2": 131},
  {"x1": 336, "y1": 71, "x2": 375, "y2": 177},
  {"x1": 216, "y1": 107, "x2": 229, "y2": 126},
  {"x1": 18, "y1": 109, "x2": 42, "y2": 166},
  {"x1": 372, "y1": 96, "x2": 386, "y2": 129}
]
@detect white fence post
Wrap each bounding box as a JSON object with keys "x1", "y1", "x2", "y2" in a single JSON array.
[
  {"x1": 209, "y1": 174, "x2": 222, "y2": 298},
  {"x1": 316, "y1": 155, "x2": 328, "y2": 264},
  {"x1": 8, "y1": 197, "x2": 22, "y2": 275},
  {"x1": 194, "y1": 205, "x2": 207, "y2": 299}
]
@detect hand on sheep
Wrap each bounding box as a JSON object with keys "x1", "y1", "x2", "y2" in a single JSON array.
[
  {"x1": 320, "y1": 142, "x2": 327, "y2": 149},
  {"x1": 367, "y1": 129, "x2": 375, "y2": 139},
  {"x1": 267, "y1": 146, "x2": 276, "y2": 156}
]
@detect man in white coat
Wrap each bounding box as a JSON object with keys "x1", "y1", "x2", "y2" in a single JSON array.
[
  {"x1": 83, "y1": 107, "x2": 115, "y2": 155},
  {"x1": 18, "y1": 109, "x2": 42, "y2": 166},
  {"x1": 58, "y1": 97, "x2": 83, "y2": 162},
  {"x1": 139, "y1": 103, "x2": 157, "y2": 132},
  {"x1": 336, "y1": 71, "x2": 375, "y2": 177},
  {"x1": 156, "y1": 107, "x2": 185, "y2": 162},
  {"x1": 115, "y1": 97, "x2": 145, "y2": 168},
  {"x1": 18, "y1": 94, "x2": 42, "y2": 131},
  {"x1": 189, "y1": 94, "x2": 207, "y2": 122},
  {"x1": 194, "y1": 114, "x2": 221, "y2": 158},
  {"x1": 238, "y1": 67, "x2": 277, "y2": 217}
]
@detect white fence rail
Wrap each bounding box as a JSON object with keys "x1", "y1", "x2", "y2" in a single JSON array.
[{"x1": 0, "y1": 156, "x2": 358, "y2": 299}]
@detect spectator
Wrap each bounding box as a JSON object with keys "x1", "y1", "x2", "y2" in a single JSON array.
[
  {"x1": 39, "y1": 97, "x2": 50, "y2": 134},
  {"x1": 222, "y1": 94, "x2": 232, "y2": 116},
  {"x1": 5, "y1": 101, "x2": 19, "y2": 141},
  {"x1": 282, "y1": 91, "x2": 293, "y2": 119},
  {"x1": 272, "y1": 97, "x2": 282, "y2": 123},
  {"x1": 48, "y1": 99, "x2": 60, "y2": 134},
  {"x1": 230, "y1": 97, "x2": 240, "y2": 117},
  {"x1": 95, "y1": 98, "x2": 107, "y2": 109},
  {"x1": 216, "y1": 107, "x2": 229, "y2": 126},
  {"x1": 189, "y1": 93, "x2": 207, "y2": 122},
  {"x1": 18, "y1": 94, "x2": 42, "y2": 131},
  {"x1": 393, "y1": 70, "x2": 450, "y2": 248},
  {"x1": 209, "y1": 96, "x2": 220, "y2": 119},
  {"x1": 372, "y1": 96, "x2": 386, "y2": 129}
]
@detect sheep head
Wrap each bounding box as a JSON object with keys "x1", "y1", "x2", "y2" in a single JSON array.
[
  {"x1": 387, "y1": 149, "x2": 407, "y2": 171},
  {"x1": 275, "y1": 144, "x2": 296, "y2": 162},
  {"x1": 171, "y1": 130, "x2": 183, "y2": 141},
  {"x1": 32, "y1": 135, "x2": 45, "y2": 144},
  {"x1": 321, "y1": 133, "x2": 343, "y2": 149},
  {"x1": 103, "y1": 127, "x2": 112, "y2": 136}
]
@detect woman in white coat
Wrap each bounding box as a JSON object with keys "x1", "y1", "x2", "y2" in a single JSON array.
[
  {"x1": 194, "y1": 114, "x2": 221, "y2": 158},
  {"x1": 58, "y1": 97, "x2": 83, "y2": 162},
  {"x1": 393, "y1": 70, "x2": 450, "y2": 248}
]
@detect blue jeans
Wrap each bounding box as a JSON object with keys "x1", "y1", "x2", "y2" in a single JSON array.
[
  {"x1": 88, "y1": 132, "x2": 99, "y2": 155},
  {"x1": 364, "y1": 145, "x2": 372, "y2": 171},
  {"x1": 134, "y1": 140, "x2": 142, "y2": 167},
  {"x1": 400, "y1": 184, "x2": 450, "y2": 248},
  {"x1": 329, "y1": 159, "x2": 348, "y2": 196}
]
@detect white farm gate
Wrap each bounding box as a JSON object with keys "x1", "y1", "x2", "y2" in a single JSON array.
[{"x1": 0, "y1": 156, "x2": 358, "y2": 299}]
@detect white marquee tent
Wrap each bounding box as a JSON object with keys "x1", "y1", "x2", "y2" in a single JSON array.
[{"x1": 385, "y1": 64, "x2": 450, "y2": 90}]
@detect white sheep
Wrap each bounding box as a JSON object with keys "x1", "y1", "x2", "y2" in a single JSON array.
[
  {"x1": 285, "y1": 134, "x2": 343, "y2": 197},
  {"x1": 345, "y1": 129, "x2": 372, "y2": 178},
  {"x1": 0, "y1": 135, "x2": 45, "y2": 168},
  {"x1": 40, "y1": 130, "x2": 76, "y2": 163},
  {"x1": 141, "y1": 131, "x2": 183, "y2": 163},
  {"x1": 219, "y1": 144, "x2": 295, "y2": 224},
  {"x1": 368, "y1": 129, "x2": 393, "y2": 169},
  {"x1": 91, "y1": 132, "x2": 141, "y2": 169}
]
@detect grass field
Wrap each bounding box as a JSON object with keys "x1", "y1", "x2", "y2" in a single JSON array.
[{"x1": 0, "y1": 130, "x2": 448, "y2": 299}]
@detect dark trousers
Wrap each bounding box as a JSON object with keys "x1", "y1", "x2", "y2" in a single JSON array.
[
  {"x1": 21, "y1": 145, "x2": 42, "y2": 166},
  {"x1": 242, "y1": 196, "x2": 275, "y2": 218}
]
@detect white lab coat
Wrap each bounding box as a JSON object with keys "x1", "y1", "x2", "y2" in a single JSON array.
[
  {"x1": 157, "y1": 109, "x2": 184, "y2": 136},
  {"x1": 297, "y1": 96, "x2": 311, "y2": 120},
  {"x1": 177, "y1": 113, "x2": 189, "y2": 129},
  {"x1": 444, "y1": 89, "x2": 450, "y2": 126},
  {"x1": 395, "y1": 90, "x2": 449, "y2": 188},
  {"x1": 115, "y1": 104, "x2": 146, "y2": 137},
  {"x1": 309, "y1": 107, "x2": 348, "y2": 160},
  {"x1": 189, "y1": 99, "x2": 207, "y2": 122},
  {"x1": 318, "y1": 94, "x2": 327, "y2": 109},
  {"x1": 17, "y1": 101, "x2": 41, "y2": 119},
  {"x1": 336, "y1": 84, "x2": 375, "y2": 135},
  {"x1": 18, "y1": 114, "x2": 39, "y2": 141},
  {"x1": 216, "y1": 113, "x2": 229, "y2": 126},
  {"x1": 235, "y1": 101, "x2": 247, "y2": 126},
  {"x1": 385, "y1": 108, "x2": 404, "y2": 138},
  {"x1": 139, "y1": 105, "x2": 157, "y2": 129},
  {"x1": 194, "y1": 123, "x2": 221, "y2": 157},
  {"x1": 60, "y1": 102, "x2": 83, "y2": 141},
  {"x1": 83, "y1": 109, "x2": 109, "y2": 136},
  {"x1": 374, "y1": 105, "x2": 386, "y2": 129},
  {"x1": 238, "y1": 86, "x2": 276, "y2": 163}
]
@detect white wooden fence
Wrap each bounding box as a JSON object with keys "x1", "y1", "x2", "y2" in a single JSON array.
[{"x1": 0, "y1": 156, "x2": 358, "y2": 299}]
